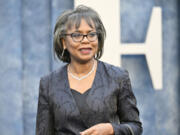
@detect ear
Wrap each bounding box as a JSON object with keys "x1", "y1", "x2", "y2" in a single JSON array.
[{"x1": 61, "y1": 38, "x2": 67, "y2": 50}]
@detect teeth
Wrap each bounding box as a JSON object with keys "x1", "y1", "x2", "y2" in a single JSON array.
[
  {"x1": 80, "y1": 48, "x2": 91, "y2": 53},
  {"x1": 81, "y1": 48, "x2": 91, "y2": 50}
]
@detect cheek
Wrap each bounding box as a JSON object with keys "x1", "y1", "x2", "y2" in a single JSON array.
[{"x1": 65, "y1": 40, "x2": 77, "y2": 51}]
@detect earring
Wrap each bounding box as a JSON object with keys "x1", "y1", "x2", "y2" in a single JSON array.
[{"x1": 61, "y1": 49, "x2": 65, "y2": 58}]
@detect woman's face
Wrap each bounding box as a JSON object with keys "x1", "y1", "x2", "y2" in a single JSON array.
[{"x1": 62, "y1": 19, "x2": 98, "y2": 63}]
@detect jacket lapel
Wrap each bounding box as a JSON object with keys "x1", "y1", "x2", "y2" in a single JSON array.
[
  {"x1": 55, "y1": 64, "x2": 89, "y2": 128},
  {"x1": 58, "y1": 64, "x2": 81, "y2": 109},
  {"x1": 91, "y1": 61, "x2": 105, "y2": 91}
]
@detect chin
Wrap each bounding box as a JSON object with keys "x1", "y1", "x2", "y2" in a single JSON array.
[{"x1": 77, "y1": 56, "x2": 95, "y2": 64}]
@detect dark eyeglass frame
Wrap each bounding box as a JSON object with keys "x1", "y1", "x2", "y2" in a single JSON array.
[{"x1": 63, "y1": 32, "x2": 98, "y2": 42}]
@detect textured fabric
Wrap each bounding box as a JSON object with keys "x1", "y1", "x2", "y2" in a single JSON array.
[{"x1": 36, "y1": 60, "x2": 142, "y2": 135}]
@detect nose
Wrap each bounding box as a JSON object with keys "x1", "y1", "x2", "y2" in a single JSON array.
[{"x1": 81, "y1": 35, "x2": 89, "y2": 42}]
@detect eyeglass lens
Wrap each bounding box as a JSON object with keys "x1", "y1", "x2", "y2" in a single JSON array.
[{"x1": 71, "y1": 32, "x2": 97, "y2": 42}]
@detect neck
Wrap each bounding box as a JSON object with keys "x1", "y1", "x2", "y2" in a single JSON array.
[{"x1": 69, "y1": 59, "x2": 96, "y2": 76}]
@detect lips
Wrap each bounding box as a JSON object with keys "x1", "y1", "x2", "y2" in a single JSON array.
[{"x1": 79, "y1": 48, "x2": 92, "y2": 54}]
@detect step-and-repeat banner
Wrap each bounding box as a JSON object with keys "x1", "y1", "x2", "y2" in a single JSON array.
[{"x1": 0, "y1": 0, "x2": 179, "y2": 135}]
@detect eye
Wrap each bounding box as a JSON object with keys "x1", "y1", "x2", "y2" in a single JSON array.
[
  {"x1": 71, "y1": 33, "x2": 82, "y2": 38},
  {"x1": 88, "y1": 32, "x2": 97, "y2": 37}
]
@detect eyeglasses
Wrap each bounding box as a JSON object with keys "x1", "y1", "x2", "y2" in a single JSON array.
[{"x1": 64, "y1": 32, "x2": 98, "y2": 42}]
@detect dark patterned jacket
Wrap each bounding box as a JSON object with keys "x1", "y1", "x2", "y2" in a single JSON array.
[{"x1": 36, "y1": 61, "x2": 143, "y2": 135}]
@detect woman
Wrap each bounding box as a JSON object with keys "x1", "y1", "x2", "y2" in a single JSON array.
[{"x1": 36, "y1": 5, "x2": 142, "y2": 135}]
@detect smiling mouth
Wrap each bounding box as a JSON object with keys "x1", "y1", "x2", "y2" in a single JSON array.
[{"x1": 79, "y1": 48, "x2": 92, "y2": 54}]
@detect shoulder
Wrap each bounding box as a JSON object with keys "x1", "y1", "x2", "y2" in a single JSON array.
[
  {"x1": 40, "y1": 64, "x2": 67, "y2": 84},
  {"x1": 38, "y1": 64, "x2": 67, "y2": 96},
  {"x1": 99, "y1": 60, "x2": 129, "y2": 81}
]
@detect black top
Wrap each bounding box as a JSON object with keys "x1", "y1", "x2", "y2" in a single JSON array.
[{"x1": 71, "y1": 88, "x2": 92, "y2": 128}]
